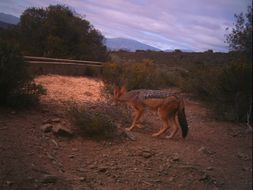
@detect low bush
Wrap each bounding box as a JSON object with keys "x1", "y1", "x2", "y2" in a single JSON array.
[{"x1": 67, "y1": 104, "x2": 116, "y2": 139}]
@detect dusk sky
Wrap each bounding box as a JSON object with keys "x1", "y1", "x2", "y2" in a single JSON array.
[{"x1": 0, "y1": 0, "x2": 251, "y2": 52}]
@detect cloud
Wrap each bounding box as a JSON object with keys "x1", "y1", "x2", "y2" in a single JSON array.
[{"x1": 0, "y1": 0, "x2": 251, "y2": 52}]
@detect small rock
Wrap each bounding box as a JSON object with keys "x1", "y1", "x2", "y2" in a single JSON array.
[
  {"x1": 46, "y1": 152, "x2": 55, "y2": 160},
  {"x1": 154, "y1": 179, "x2": 161, "y2": 183},
  {"x1": 206, "y1": 166, "x2": 214, "y2": 171},
  {"x1": 198, "y1": 146, "x2": 215, "y2": 155},
  {"x1": 41, "y1": 174, "x2": 58, "y2": 184},
  {"x1": 40, "y1": 124, "x2": 53, "y2": 133},
  {"x1": 142, "y1": 151, "x2": 152, "y2": 159},
  {"x1": 199, "y1": 173, "x2": 210, "y2": 181},
  {"x1": 237, "y1": 152, "x2": 250, "y2": 161},
  {"x1": 79, "y1": 177, "x2": 85, "y2": 182},
  {"x1": 59, "y1": 168, "x2": 65, "y2": 173},
  {"x1": 98, "y1": 167, "x2": 107, "y2": 173},
  {"x1": 178, "y1": 184, "x2": 183, "y2": 188},
  {"x1": 77, "y1": 168, "x2": 86, "y2": 172},
  {"x1": 242, "y1": 166, "x2": 251, "y2": 171},
  {"x1": 120, "y1": 128, "x2": 136, "y2": 141},
  {"x1": 42, "y1": 119, "x2": 51, "y2": 124},
  {"x1": 51, "y1": 118, "x2": 61, "y2": 123},
  {"x1": 51, "y1": 139, "x2": 58, "y2": 148},
  {"x1": 171, "y1": 153, "x2": 180, "y2": 161},
  {"x1": 89, "y1": 164, "x2": 97, "y2": 169},
  {"x1": 230, "y1": 131, "x2": 240, "y2": 137},
  {"x1": 52, "y1": 124, "x2": 73, "y2": 137},
  {"x1": 72, "y1": 148, "x2": 78, "y2": 152},
  {"x1": 168, "y1": 177, "x2": 174, "y2": 182},
  {"x1": 6, "y1": 181, "x2": 14, "y2": 186},
  {"x1": 68, "y1": 154, "x2": 75, "y2": 158}
]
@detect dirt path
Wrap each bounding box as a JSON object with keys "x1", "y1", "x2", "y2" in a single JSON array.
[{"x1": 0, "y1": 75, "x2": 252, "y2": 190}]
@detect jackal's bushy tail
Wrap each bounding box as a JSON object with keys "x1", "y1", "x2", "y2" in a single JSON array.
[{"x1": 178, "y1": 97, "x2": 188, "y2": 138}]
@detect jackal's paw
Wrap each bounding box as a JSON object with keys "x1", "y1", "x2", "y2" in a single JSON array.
[
  {"x1": 125, "y1": 127, "x2": 132, "y2": 131},
  {"x1": 165, "y1": 135, "x2": 173, "y2": 139},
  {"x1": 136, "y1": 124, "x2": 143, "y2": 128},
  {"x1": 151, "y1": 133, "x2": 160, "y2": 137}
]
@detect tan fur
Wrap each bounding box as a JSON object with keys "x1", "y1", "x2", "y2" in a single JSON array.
[{"x1": 114, "y1": 86, "x2": 185, "y2": 138}]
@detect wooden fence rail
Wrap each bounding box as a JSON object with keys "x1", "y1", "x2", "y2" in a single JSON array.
[{"x1": 24, "y1": 56, "x2": 105, "y2": 76}]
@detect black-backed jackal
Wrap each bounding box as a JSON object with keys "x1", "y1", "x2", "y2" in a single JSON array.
[{"x1": 114, "y1": 86, "x2": 188, "y2": 139}]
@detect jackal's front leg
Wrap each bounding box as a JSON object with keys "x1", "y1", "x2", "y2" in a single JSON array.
[{"x1": 126, "y1": 107, "x2": 144, "y2": 131}]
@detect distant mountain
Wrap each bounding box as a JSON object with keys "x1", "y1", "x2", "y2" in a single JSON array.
[
  {"x1": 105, "y1": 38, "x2": 160, "y2": 51},
  {"x1": 0, "y1": 12, "x2": 19, "y2": 25},
  {"x1": 0, "y1": 20, "x2": 14, "y2": 28}
]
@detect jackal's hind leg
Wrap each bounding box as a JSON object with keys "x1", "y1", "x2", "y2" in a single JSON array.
[
  {"x1": 152, "y1": 108, "x2": 170, "y2": 137},
  {"x1": 151, "y1": 122, "x2": 169, "y2": 137},
  {"x1": 166, "y1": 113, "x2": 179, "y2": 139}
]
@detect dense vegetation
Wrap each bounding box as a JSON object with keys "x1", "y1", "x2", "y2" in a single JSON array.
[
  {"x1": 0, "y1": 5, "x2": 109, "y2": 61},
  {"x1": 0, "y1": 41, "x2": 45, "y2": 107}
]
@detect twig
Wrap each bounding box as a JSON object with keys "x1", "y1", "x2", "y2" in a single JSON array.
[
  {"x1": 143, "y1": 181, "x2": 152, "y2": 186},
  {"x1": 246, "y1": 102, "x2": 252, "y2": 131}
]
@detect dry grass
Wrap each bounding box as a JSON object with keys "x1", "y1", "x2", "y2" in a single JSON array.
[{"x1": 35, "y1": 75, "x2": 107, "y2": 105}]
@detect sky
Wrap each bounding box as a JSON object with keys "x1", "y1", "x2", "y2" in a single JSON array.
[{"x1": 0, "y1": 0, "x2": 251, "y2": 52}]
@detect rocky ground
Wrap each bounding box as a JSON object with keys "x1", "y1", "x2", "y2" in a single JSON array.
[{"x1": 0, "y1": 75, "x2": 252, "y2": 190}]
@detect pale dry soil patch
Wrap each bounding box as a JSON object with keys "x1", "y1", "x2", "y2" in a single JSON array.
[{"x1": 0, "y1": 75, "x2": 252, "y2": 190}]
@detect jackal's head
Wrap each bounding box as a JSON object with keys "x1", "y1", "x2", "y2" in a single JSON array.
[{"x1": 113, "y1": 85, "x2": 127, "y2": 103}]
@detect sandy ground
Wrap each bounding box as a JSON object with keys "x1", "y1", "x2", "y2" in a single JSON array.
[
  {"x1": 0, "y1": 75, "x2": 252, "y2": 190},
  {"x1": 35, "y1": 75, "x2": 106, "y2": 104}
]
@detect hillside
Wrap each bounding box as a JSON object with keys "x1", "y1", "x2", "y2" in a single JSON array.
[
  {"x1": 0, "y1": 20, "x2": 13, "y2": 28},
  {"x1": 0, "y1": 12, "x2": 19, "y2": 24},
  {"x1": 110, "y1": 50, "x2": 232, "y2": 66},
  {"x1": 106, "y1": 38, "x2": 161, "y2": 51}
]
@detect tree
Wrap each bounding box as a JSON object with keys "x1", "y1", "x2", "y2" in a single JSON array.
[
  {"x1": 174, "y1": 49, "x2": 182, "y2": 53},
  {"x1": 225, "y1": 6, "x2": 252, "y2": 58},
  {"x1": 225, "y1": 5, "x2": 252, "y2": 126},
  {"x1": 18, "y1": 5, "x2": 108, "y2": 61}
]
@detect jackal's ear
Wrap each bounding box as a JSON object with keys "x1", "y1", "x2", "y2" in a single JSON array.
[
  {"x1": 113, "y1": 85, "x2": 120, "y2": 97},
  {"x1": 120, "y1": 85, "x2": 127, "y2": 95}
]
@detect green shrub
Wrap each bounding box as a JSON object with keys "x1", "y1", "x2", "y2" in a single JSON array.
[
  {"x1": 0, "y1": 41, "x2": 45, "y2": 107},
  {"x1": 68, "y1": 104, "x2": 116, "y2": 139},
  {"x1": 178, "y1": 58, "x2": 252, "y2": 122},
  {"x1": 102, "y1": 60, "x2": 170, "y2": 92},
  {"x1": 213, "y1": 60, "x2": 252, "y2": 121}
]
